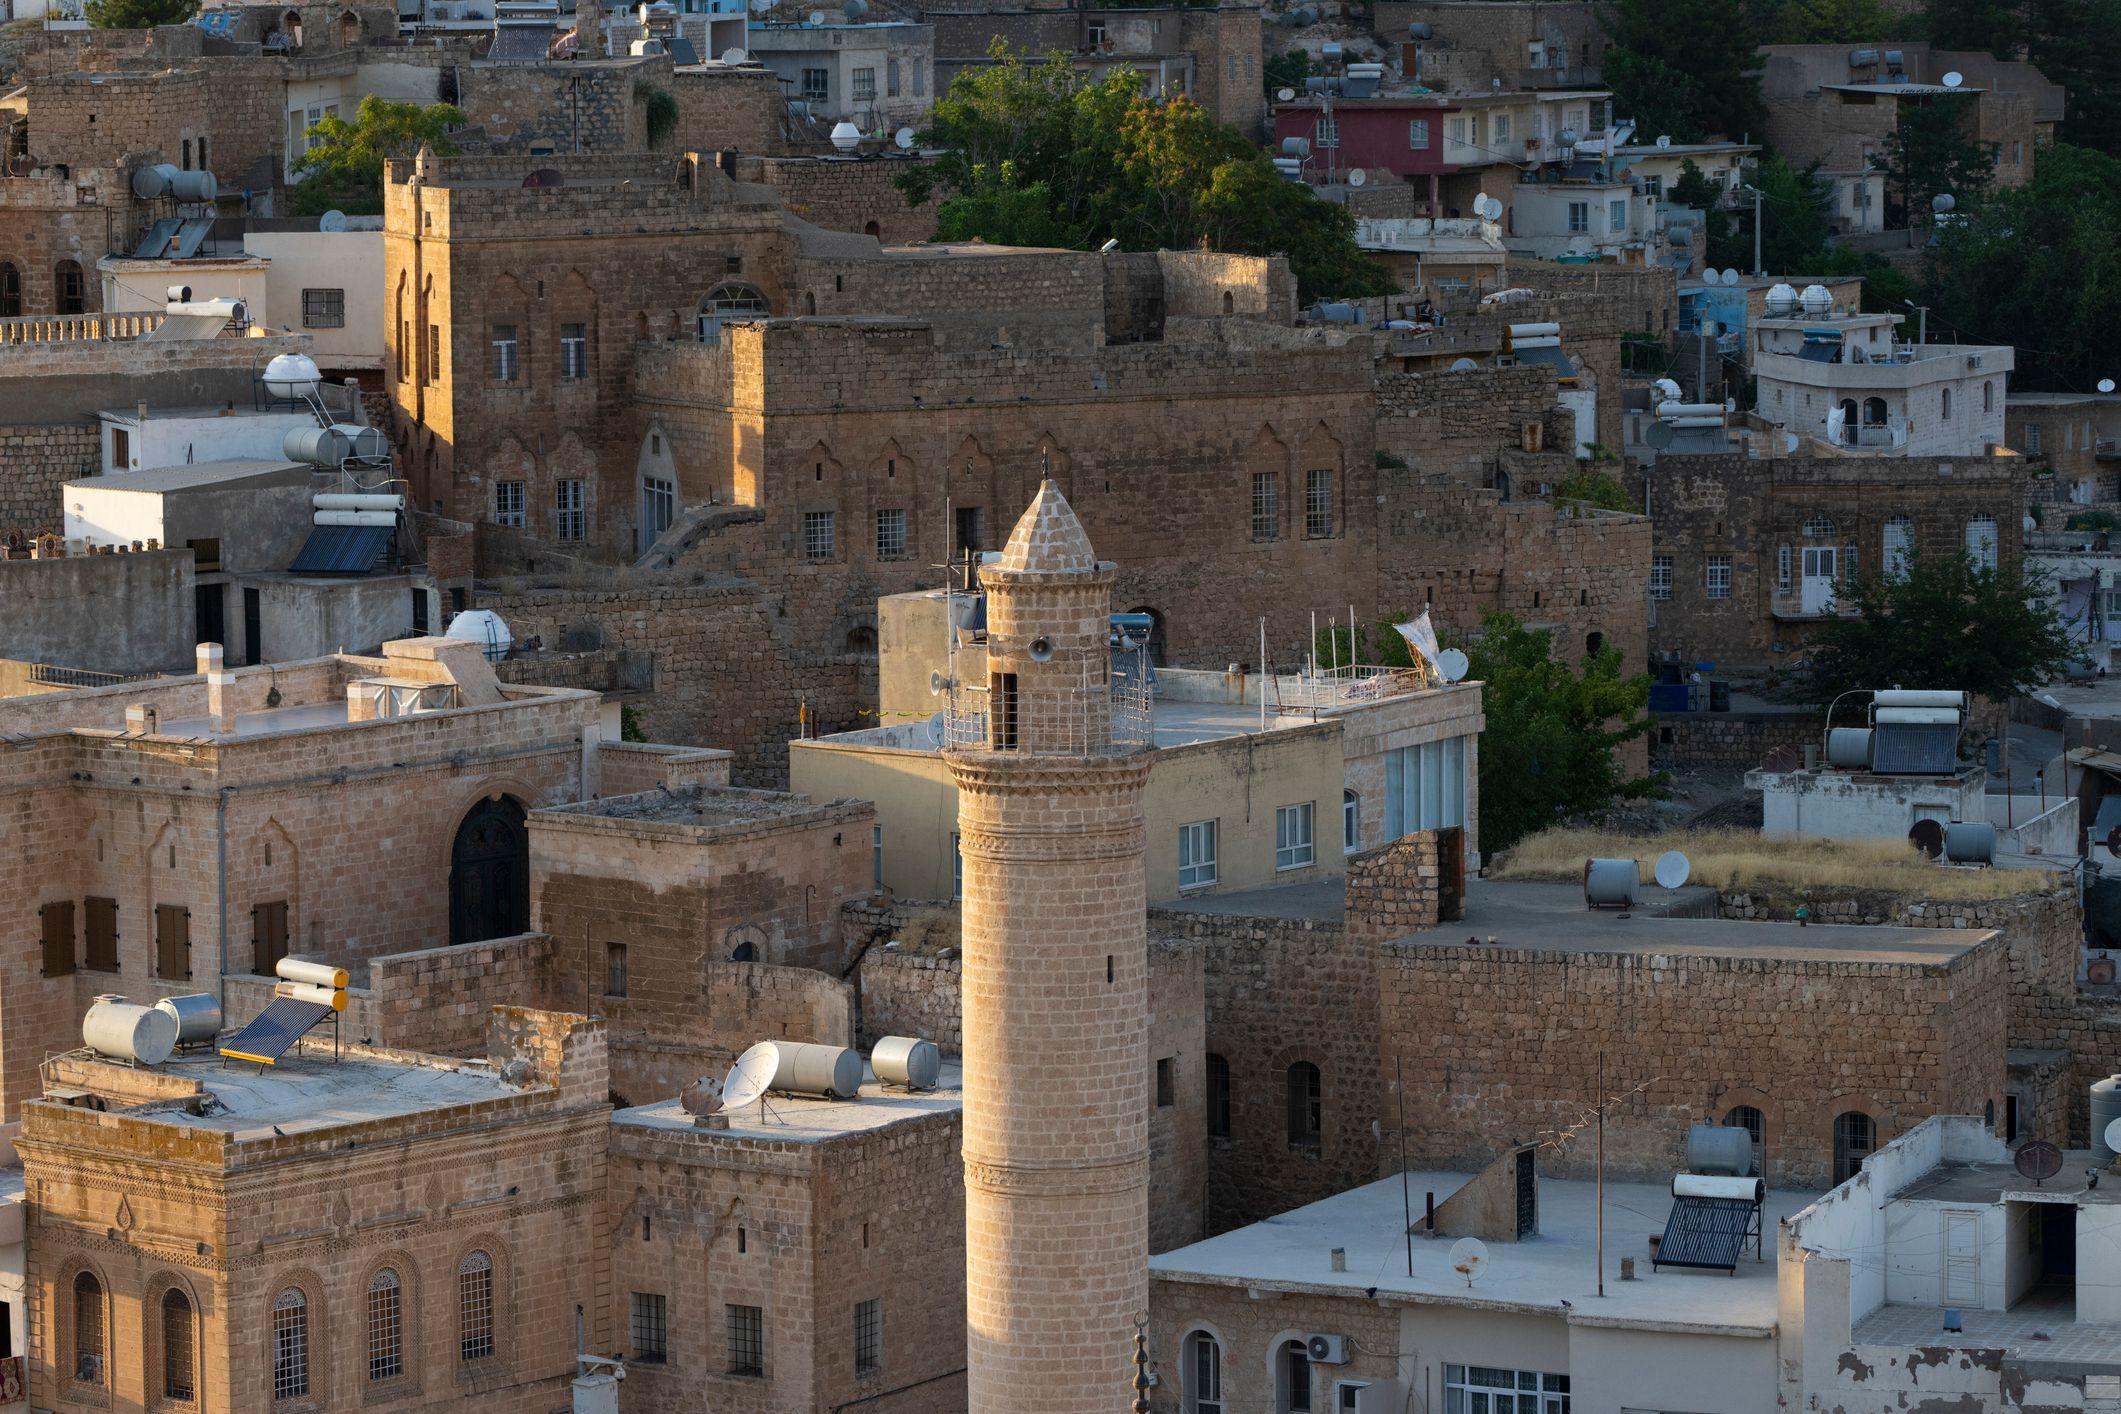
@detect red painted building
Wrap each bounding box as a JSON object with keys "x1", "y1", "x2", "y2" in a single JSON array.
[{"x1": 1271, "y1": 96, "x2": 1463, "y2": 199}]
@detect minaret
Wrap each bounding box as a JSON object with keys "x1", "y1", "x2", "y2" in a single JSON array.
[{"x1": 947, "y1": 481, "x2": 1152, "y2": 1414}]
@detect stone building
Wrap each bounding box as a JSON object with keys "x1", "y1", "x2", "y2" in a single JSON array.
[
  {"x1": 2009, "y1": 391, "x2": 2121, "y2": 506},
  {"x1": 1749, "y1": 308, "x2": 2012, "y2": 457},
  {"x1": 1374, "y1": 0, "x2": 1609, "y2": 94}
]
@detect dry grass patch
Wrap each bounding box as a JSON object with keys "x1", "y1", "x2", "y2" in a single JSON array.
[{"x1": 1492, "y1": 827, "x2": 2045, "y2": 903}]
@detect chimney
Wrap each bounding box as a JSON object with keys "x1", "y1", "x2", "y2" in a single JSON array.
[{"x1": 198, "y1": 643, "x2": 234, "y2": 733}]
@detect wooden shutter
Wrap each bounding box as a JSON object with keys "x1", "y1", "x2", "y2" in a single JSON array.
[
  {"x1": 39, "y1": 901, "x2": 75, "y2": 978},
  {"x1": 84, "y1": 897, "x2": 118, "y2": 971},
  {"x1": 252, "y1": 901, "x2": 288, "y2": 976},
  {"x1": 155, "y1": 904, "x2": 192, "y2": 981}
]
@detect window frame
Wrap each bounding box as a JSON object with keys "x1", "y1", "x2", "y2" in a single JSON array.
[
  {"x1": 1275, "y1": 801, "x2": 1316, "y2": 871},
  {"x1": 804, "y1": 509, "x2": 837, "y2": 561},
  {"x1": 271, "y1": 1286, "x2": 310, "y2": 1402},
  {"x1": 631, "y1": 1292, "x2": 668, "y2": 1365},
  {"x1": 1251, "y1": 471, "x2": 1281, "y2": 542},
  {"x1": 560, "y1": 322, "x2": 588, "y2": 380},
  {"x1": 554, "y1": 478, "x2": 586, "y2": 542},
  {"x1": 1287, "y1": 1060, "x2": 1322, "y2": 1149},
  {"x1": 1705, "y1": 553, "x2": 1732, "y2": 600},
  {"x1": 1177, "y1": 819, "x2": 1218, "y2": 889},
  {"x1": 494, "y1": 480, "x2": 527, "y2": 529},
  {"x1": 490, "y1": 323, "x2": 519, "y2": 383},
  {"x1": 300, "y1": 287, "x2": 345, "y2": 329},
  {"x1": 852, "y1": 1297, "x2": 880, "y2": 1377},
  {"x1": 1649, "y1": 554, "x2": 1673, "y2": 601},
  {"x1": 1342, "y1": 790, "x2": 1359, "y2": 854},
  {"x1": 726, "y1": 1303, "x2": 765, "y2": 1377},
  {"x1": 367, "y1": 1267, "x2": 404, "y2": 1384},
  {"x1": 1304, "y1": 468, "x2": 1335, "y2": 538},
  {"x1": 874, "y1": 506, "x2": 908, "y2": 559},
  {"x1": 458, "y1": 1251, "x2": 495, "y2": 1363}
]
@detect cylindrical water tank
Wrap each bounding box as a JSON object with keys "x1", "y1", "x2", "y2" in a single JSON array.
[
  {"x1": 763, "y1": 1041, "x2": 863, "y2": 1099},
  {"x1": 284, "y1": 425, "x2": 351, "y2": 466},
  {"x1": 1281, "y1": 135, "x2": 1311, "y2": 158},
  {"x1": 1875, "y1": 706, "x2": 1962, "y2": 725},
  {"x1": 1656, "y1": 401, "x2": 1725, "y2": 420},
  {"x1": 165, "y1": 284, "x2": 193, "y2": 304},
  {"x1": 1873, "y1": 689, "x2": 1967, "y2": 710},
  {"x1": 312, "y1": 509, "x2": 398, "y2": 527},
  {"x1": 84, "y1": 996, "x2": 178, "y2": 1066},
  {"x1": 169, "y1": 169, "x2": 217, "y2": 203},
  {"x1": 1944, "y1": 820, "x2": 1996, "y2": 864},
  {"x1": 1673, "y1": 1172, "x2": 1764, "y2": 1201},
  {"x1": 280, "y1": 982, "x2": 349, "y2": 1011},
  {"x1": 277, "y1": 957, "x2": 349, "y2": 988},
  {"x1": 1685, "y1": 1122, "x2": 1755, "y2": 1176},
  {"x1": 313, "y1": 493, "x2": 407, "y2": 512},
  {"x1": 1509, "y1": 321, "x2": 1561, "y2": 339},
  {"x1": 153, "y1": 993, "x2": 222, "y2": 1045},
  {"x1": 2092, "y1": 1074, "x2": 2121, "y2": 1165},
  {"x1": 1826, "y1": 727, "x2": 1872, "y2": 769},
  {"x1": 131, "y1": 162, "x2": 180, "y2": 200},
  {"x1": 871, "y1": 1035, "x2": 940, "y2": 1090},
  {"x1": 332, "y1": 423, "x2": 391, "y2": 462},
  {"x1": 446, "y1": 609, "x2": 512, "y2": 660},
  {"x1": 1313, "y1": 302, "x2": 1359, "y2": 325},
  {"x1": 1584, "y1": 857, "x2": 1639, "y2": 908}
]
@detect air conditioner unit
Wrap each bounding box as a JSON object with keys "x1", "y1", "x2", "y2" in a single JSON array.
[{"x1": 1305, "y1": 1334, "x2": 1350, "y2": 1365}]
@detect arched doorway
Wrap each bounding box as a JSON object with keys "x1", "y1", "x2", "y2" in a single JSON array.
[{"x1": 449, "y1": 797, "x2": 528, "y2": 945}]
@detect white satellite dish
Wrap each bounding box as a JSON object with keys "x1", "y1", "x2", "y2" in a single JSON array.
[
  {"x1": 721, "y1": 46, "x2": 747, "y2": 62},
  {"x1": 1782, "y1": 431, "x2": 1801, "y2": 454},
  {"x1": 1720, "y1": 267, "x2": 1741, "y2": 286},
  {"x1": 924, "y1": 711, "x2": 946, "y2": 748},
  {"x1": 1449, "y1": 1237, "x2": 1489, "y2": 1287},
  {"x1": 1942, "y1": 70, "x2": 1963, "y2": 88},
  {"x1": 1348, "y1": 168, "x2": 1367, "y2": 187},
  {"x1": 2102, "y1": 379, "x2": 2118, "y2": 394},
  {"x1": 1437, "y1": 648, "x2": 1470, "y2": 683},
  {"x1": 1276, "y1": 86, "x2": 1297, "y2": 101},
  {"x1": 1654, "y1": 849, "x2": 1692, "y2": 889},
  {"x1": 806, "y1": 7, "x2": 825, "y2": 23},
  {"x1": 319, "y1": 209, "x2": 348, "y2": 232},
  {"x1": 2106, "y1": 1116, "x2": 2121, "y2": 1155},
  {"x1": 1450, "y1": 356, "x2": 1478, "y2": 372},
  {"x1": 1725, "y1": 395, "x2": 1738, "y2": 413},
  {"x1": 1655, "y1": 133, "x2": 1672, "y2": 150},
  {"x1": 721, "y1": 1042, "x2": 778, "y2": 1111},
  {"x1": 894, "y1": 126, "x2": 915, "y2": 150}
]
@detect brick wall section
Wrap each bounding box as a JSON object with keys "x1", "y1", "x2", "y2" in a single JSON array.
[
  {"x1": 1374, "y1": 0, "x2": 1609, "y2": 92},
  {"x1": 1148, "y1": 1280, "x2": 1402, "y2": 1414},
  {"x1": 0, "y1": 423, "x2": 100, "y2": 533},
  {"x1": 669, "y1": 67, "x2": 785, "y2": 155},
  {"x1": 27, "y1": 60, "x2": 290, "y2": 191},
  {"x1": 731, "y1": 153, "x2": 941, "y2": 245},
  {"x1": 461, "y1": 55, "x2": 666, "y2": 154},
  {"x1": 1649, "y1": 709, "x2": 1823, "y2": 769},
  {"x1": 0, "y1": 165, "x2": 137, "y2": 317},
  {"x1": 596, "y1": 740, "x2": 735, "y2": 794}
]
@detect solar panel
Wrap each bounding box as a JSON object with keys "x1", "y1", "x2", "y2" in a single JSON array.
[
  {"x1": 290, "y1": 525, "x2": 393, "y2": 575},
  {"x1": 1869, "y1": 722, "x2": 1959, "y2": 775},
  {"x1": 218, "y1": 998, "x2": 334, "y2": 1067},
  {"x1": 1653, "y1": 1195, "x2": 1759, "y2": 1272}
]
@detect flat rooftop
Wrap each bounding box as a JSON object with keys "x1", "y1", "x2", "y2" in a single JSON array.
[
  {"x1": 1153, "y1": 1169, "x2": 1818, "y2": 1333},
  {"x1": 1855, "y1": 1288, "x2": 2121, "y2": 1369},
  {"x1": 99, "y1": 405, "x2": 313, "y2": 423},
  {"x1": 616, "y1": 1059, "x2": 961, "y2": 1145},
  {"x1": 136, "y1": 1050, "x2": 523, "y2": 1140},
  {"x1": 1889, "y1": 1152, "x2": 2120, "y2": 1209},
  {"x1": 67, "y1": 458, "x2": 306, "y2": 494},
  {"x1": 563, "y1": 783, "x2": 842, "y2": 827}
]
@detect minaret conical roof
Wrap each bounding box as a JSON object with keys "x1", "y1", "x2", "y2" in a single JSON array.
[{"x1": 990, "y1": 479, "x2": 1097, "y2": 576}]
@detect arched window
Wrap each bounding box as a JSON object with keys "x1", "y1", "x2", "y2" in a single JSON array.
[
  {"x1": 844, "y1": 624, "x2": 877, "y2": 654},
  {"x1": 163, "y1": 1288, "x2": 196, "y2": 1402},
  {"x1": 1941, "y1": 387, "x2": 1953, "y2": 421},
  {"x1": 1833, "y1": 1111, "x2": 1875, "y2": 1184},
  {"x1": 272, "y1": 1287, "x2": 309, "y2": 1400},
  {"x1": 73, "y1": 1270, "x2": 105, "y2": 1386},
  {"x1": 1584, "y1": 630, "x2": 1604, "y2": 657},
  {"x1": 1863, "y1": 395, "x2": 1888, "y2": 426},
  {"x1": 1801, "y1": 514, "x2": 1836, "y2": 538},
  {"x1": 1287, "y1": 1061, "x2": 1321, "y2": 1149},
  {"x1": 1343, "y1": 789, "x2": 1359, "y2": 854},
  {"x1": 1205, "y1": 1053, "x2": 1230, "y2": 1139},
  {"x1": 1277, "y1": 1338, "x2": 1313, "y2": 1413},
  {"x1": 1222, "y1": 290, "x2": 1235, "y2": 315},
  {"x1": 368, "y1": 1268, "x2": 403, "y2": 1382},
  {"x1": 695, "y1": 282, "x2": 769, "y2": 343},
  {"x1": 459, "y1": 1251, "x2": 495, "y2": 1361},
  {"x1": 54, "y1": 259, "x2": 85, "y2": 315},
  {"x1": 1723, "y1": 1105, "x2": 1764, "y2": 1176},
  {"x1": 1185, "y1": 1330, "x2": 1224, "y2": 1414},
  {"x1": 0, "y1": 261, "x2": 19, "y2": 318}
]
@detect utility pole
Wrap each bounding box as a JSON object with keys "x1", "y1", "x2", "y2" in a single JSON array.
[{"x1": 1751, "y1": 185, "x2": 1763, "y2": 277}]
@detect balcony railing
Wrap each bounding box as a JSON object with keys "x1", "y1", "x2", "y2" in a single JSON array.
[{"x1": 0, "y1": 312, "x2": 165, "y2": 345}]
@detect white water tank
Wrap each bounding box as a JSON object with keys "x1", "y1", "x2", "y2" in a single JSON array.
[
  {"x1": 830, "y1": 121, "x2": 863, "y2": 153},
  {"x1": 278, "y1": 957, "x2": 349, "y2": 988},
  {"x1": 1764, "y1": 283, "x2": 1798, "y2": 317},
  {"x1": 446, "y1": 609, "x2": 512, "y2": 660},
  {"x1": 1943, "y1": 820, "x2": 1995, "y2": 864},
  {"x1": 169, "y1": 168, "x2": 217, "y2": 203},
  {"x1": 313, "y1": 509, "x2": 398, "y2": 527},
  {"x1": 1825, "y1": 727, "x2": 1871, "y2": 768},
  {"x1": 1874, "y1": 689, "x2": 1968, "y2": 711},
  {"x1": 871, "y1": 1035, "x2": 940, "y2": 1090},
  {"x1": 1584, "y1": 858, "x2": 1638, "y2": 908},
  {"x1": 84, "y1": 996, "x2": 178, "y2": 1065},
  {"x1": 262, "y1": 352, "x2": 323, "y2": 401},
  {"x1": 571, "y1": 1371, "x2": 621, "y2": 1414},
  {"x1": 284, "y1": 425, "x2": 350, "y2": 466},
  {"x1": 314, "y1": 493, "x2": 407, "y2": 512},
  {"x1": 762, "y1": 1040, "x2": 863, "y2": 1099},
  {"x1": 1799, "y1": 283, "x2": 1833, "y2": 317},
  {"x1": 2091, "y1": 1074, "x2": 2121, "y2": 1165}
]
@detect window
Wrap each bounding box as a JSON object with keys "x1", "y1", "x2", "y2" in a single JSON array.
[
  {"x1": 1251, "y1": 472, "x2": 1280, "y2": 540},
  {"x1": 1724, "y1": 1105, "x2": 1764, "y2": 1176},
  {"x1": 631, "y1": 1293, "x2": 667, "y2": 1364},
  {"x1": 110, "y1": 424, "x2": 131, "y2": 472},
  {"x1": 1205, "y1": 1054, "x2": 1229, "y2": 1138},
  {"x1": 727, "y1": 1304, "x2": 764, "y2": 1376},
  {"x1": 1446, "y1": 116, "x2": 1467, "y2": 145},
  {"x1": 561, "y1": 322, "x2": 588, "y2": 380},
  {"x1": 272, "y1": 1288, "x2": 309, "y2": 1400},
  {"x1": 252, "y1": 899, "x2": 289, "y2": 975},
  {"x1": 82, "y1": 896, "x2": 117, "y2": 971},
  {"x1": 951, "y1": 833, "x2": 963, "y2": 901},
  {"x1": 1705, "y1": 553, "x2": 1732, "y2": 599},
  {"x1": 872, "y1": 824, "x2": 884, "y2": 890},
  {"x1": 494, "y1": 481, "x2": 526, "y2": 529},
  {"x1": 1609, "y1": 198, "x2": 1627, "y2": 233},
  {"x1": 459, "y1": 1252, "x2": 494, "y2": 1361},
  {"x1": 555, "y1": 478, "x2": 585, "y2": 542},
  {"x1": 1802, "y1": 514, "x2": 1836, "y2": 538},
  {"x1": 802, "y1": 510, "x2": 836, "y2": 561},
  {"x1": 155, "y1": 902, "x2": 191, "y2": 980},
  {"x1": 1442, "y1": 1365, "x2": 1570, "y2": 1414},
  {"x1": 913, "y1": 63, "x2": 924, "y2": 97},
  {"x1": 875, "y1": 507, "x2": 908, "y2": 558},
  {"x1": 55, "y1": 259, "x2": 85, "y2": 314},
  {"x1": 367, "y1": 1269, "x2": 403, "y2": 1382},
  {"x1": 0, "y1": 261, "x2": 19, "y2": 318},
  {"x1": 1983, "y1": 379, "x2": 1993, "y2": 415},
  {"x1": 300, "y1": 288, "x2": 345, "y2": 329},
  {"x1": 853, "y1": 1298, "x2": 880, "y2": 1375},
  {"x1": 1964, "y1": 515, "x2": 1998, "y2": 571},
  {"x1": 696, "y1": 281, "x2": 769, "y2": 343},
  {"x1": 1178, "y1": 819, "x2": 1217, "y2": 889},
  {"x1": 426, "y1": 323, "x2": 441, "y2": 384},
  {"x1": 1280, "y1": 1339, "x2": 1314, "y2": 1411},
  {"x1": 887, "y1": 57, "x2": 900, "y2": 97},
  {"x1": 1777, "y1": 543, "x2": 1793, "y2": 594},
  {"x1": 640, "y1": 476, "x2": 674, "y2": 547},
  {"x1": 1649, "y1": 554, "x2": 1673, "y2": 601},
  {"x1": 1492, "y1": 113, "x2": 1510, "y2": 142},
  {"x1": 40, "y1": 900, "x2": 75, "y2": 977},
  {"x1": 1276, "y1": 802, "x2": 1315, "y2": 870},
  {"x1": 490, "y1": 324, "x2": 519, "y2": 382},
  {"x1": 605, "y1": 942, "x2": 628, "y2": 997},
  {"x1": 2027, "y1": 424, "x2": 2042, "y2": 453},
  {"x1": 1335, "y1": 1383, "x2": 1371, "y2": 1412},
  {"x1": 1883, "y1": 516, "x2": 1912, "y2": 580},
  {"x1": 851, "y1": 66, "x2": 876, "y2": 101},
  {"x1": 1343, "y1": 790, "x2": 1359, "y2": 854},
  {"x1": 1155, "y1": 1056, "x2": 1175, "y2": 1107},
  {"x1": 1833, "y1": 1111, "x2": 1875, "y2": 1183},
  {"x1": 1087, "y1": 20, "x2": 1104, "y2": 45},
  {"x1": 1187, "y1": 1330, "x2": 1224, "y2": 1414},
  {"x1": 1287, "y1": 1061, "x2": 1321, "y2": 1148},
  {"x1": 1642, "y1": 173, "x2": 1662, "y2": 199},
  {"x1": 954, "y1": 505, "x2": 986, "y2": 556},
  {"x1": 989, "y1": 671, "x2": 1017, "y2": 750},
  {"x1": 1941, "y1": 386, "x2": 1953, "y2": 421},
  {"x1": 802, "y1": 67, "x2": 829, "y2": 102},
  {"x1": 1382, "y1": 737, "x2": 1467, "y2": 838},
  {"x1": 74, "y1": 1271, "x2": 104, "y2": 1385},
  {"x1": 1316, "y1": 114, "x2": 1338, "y2": 148},
  {"x1": 163, "y1": 1288, "x2": 195, "y2": 1401},
  {"x1": 1567, "y1": 202, "x2": 1589, "y2": 233},
  {"x1": 1408, "y1": 118, "x2": 1430, "y2": 149},
  {"x1": 1305, "y1": 469, "x2": 1334, "y2": 537}
]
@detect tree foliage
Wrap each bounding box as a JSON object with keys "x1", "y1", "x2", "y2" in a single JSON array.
[
  {"x1": 900, "y1": 45, "x2": 1390, "y2": 302},
  {"x1": 290, "y1": 97, "x2": 463, "y2": 217},
  {"x1": 1808, "y1": 552, "x2": 2077, "y2": 705},
  {"x1": 1755, "y1": 0, "x2": 1896, "y2": 41},
  {"x1": 637, "y1": 83, "x2": 679, "y2": 151},
  {"x1": 1872, "y1": 94, "x2": 1996, "y2": 227},
  {"x1": 84, "y1": 0, "x2": 195, "y2": 27},
  {"x1": 1920, "y1": 0, "x2": 2121, "y2": 155},
  {"x1": 1600, "y1": 0, "x2": 1766, "y2": 142}
]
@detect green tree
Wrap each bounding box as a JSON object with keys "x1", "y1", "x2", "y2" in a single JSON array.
[
  {"x1": 83, "y1": 0, "x2": 195, "y2": 26},
  {"x1": 1746, "y1": 153, "x2": 1836, "y2": 272},
  {"x1": 1873, "y1": 93, "x2": 1996, "y2": 227},
  {"x1": 2025, "y1": 0, "x2": 2121, "y2": 156},
  {"x1": 1760, "y1": 0, "x2": 1895, "y2": 41},
  {"x1": 1671, "y1": 158, "x2": 1742, "y2": 268},
  {"x1": 1262, "y1": 48, "x2": 1312, "y2": 98},
  {"x1": 290, "y1": 96, "x2": 464, "y2": 217},
  {"x1": 1600, "y1": 0, "x2": 1765, "y2": 142},
  {"x1": 902, "y1": 44, "x2": 1388, "y2": 301},
  {"x1": 1919, "y1": 0, "x2": 2027, "y2": 51},
  {"x1": 1808, "y1": 552, "x2": 2077, "y2": 705}
]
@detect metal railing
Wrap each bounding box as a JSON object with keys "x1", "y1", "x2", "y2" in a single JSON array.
[
  {"x1": 0, "y1": 312, "x2": 165, "y2": 345},
  {"x1": 941, "y1": 655, "x2": 1153, "y2": 755},
  {"x1": 27, "y1": 662, "x2": 160, "y2": 689},
  {"x1": 1275, "y1": 663, "x2": 1432, "y2": 715}
]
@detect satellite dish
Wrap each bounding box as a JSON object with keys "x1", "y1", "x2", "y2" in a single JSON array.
[
  {"x1": 1720, "y1": 267, "x2": 1740, "y2": 286},
  {"x1": 1655, "y1": 133, "x2": 1672, "y2": 150},
  {"x1": 1644, "y1": 421, "x2": 1676, "y2": 450},
  {"x1": 2106, "y1": 1116, "x2": 2121, "y2": 1156},
  {"x1": 2101, "y1": 379, "x2": 2117, "y2": 394},
  {"x1": 2014, "y1": 1139, "x2": 2064, "y2": 1185},
  {"x1": 1782, "y1": 431, "x2": 1801, "y2": 454},
  {"x1": 1654, "y1": 849, "x2": 1692, "y2": 889},
  {"x1": 2104, "y1": 823, "x2": 2121, "y2": 856},
  {"x1": 806, "y1": 8, "x2": 824, "y2": 23},
  {"x1": 319, "y1": 209, "x2": 347, "y2": 232},
  {"x1": 1437, "y1": 648, "x2": 1469, "y2": 683},
  {"x1": 721, "y1": 46, "x2": 747, "y2": 61},
  {"x1": 894, "y1": 126, "x2": 915, "y2": 150},
  {"x1": 1276, "y1": 86, "x2": 1296, "y2": 101},
  {"x1": 1349, "y1": 168, "x2": 1368, "y2": 187},
  {"x1": 1725, "y1": 396, "x2": 1738, "y2": 413},
  {"x1": 924, "y1": 711, "x2": 946, "y2": 748},
  {"x1": 721, "y1": 1042, "x2": 778, "y2": 1111},
  {"x1": 1942, "y1": 70, "x2": 1964, "y2": 88},
  {"x1": 1450, "y1": 357, "x2": 1478, "y2": 372},
  {"x1": 1448, "y1": 1237, "x2": 1489, "y2": 1287}
]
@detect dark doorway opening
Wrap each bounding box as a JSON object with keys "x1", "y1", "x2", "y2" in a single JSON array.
[
  {"x1": 449, "y1": 796, "x2": 529, "y2": 945},
  {"x1": 195, "y1": 583, "x2": 226, "y2": 650}
]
